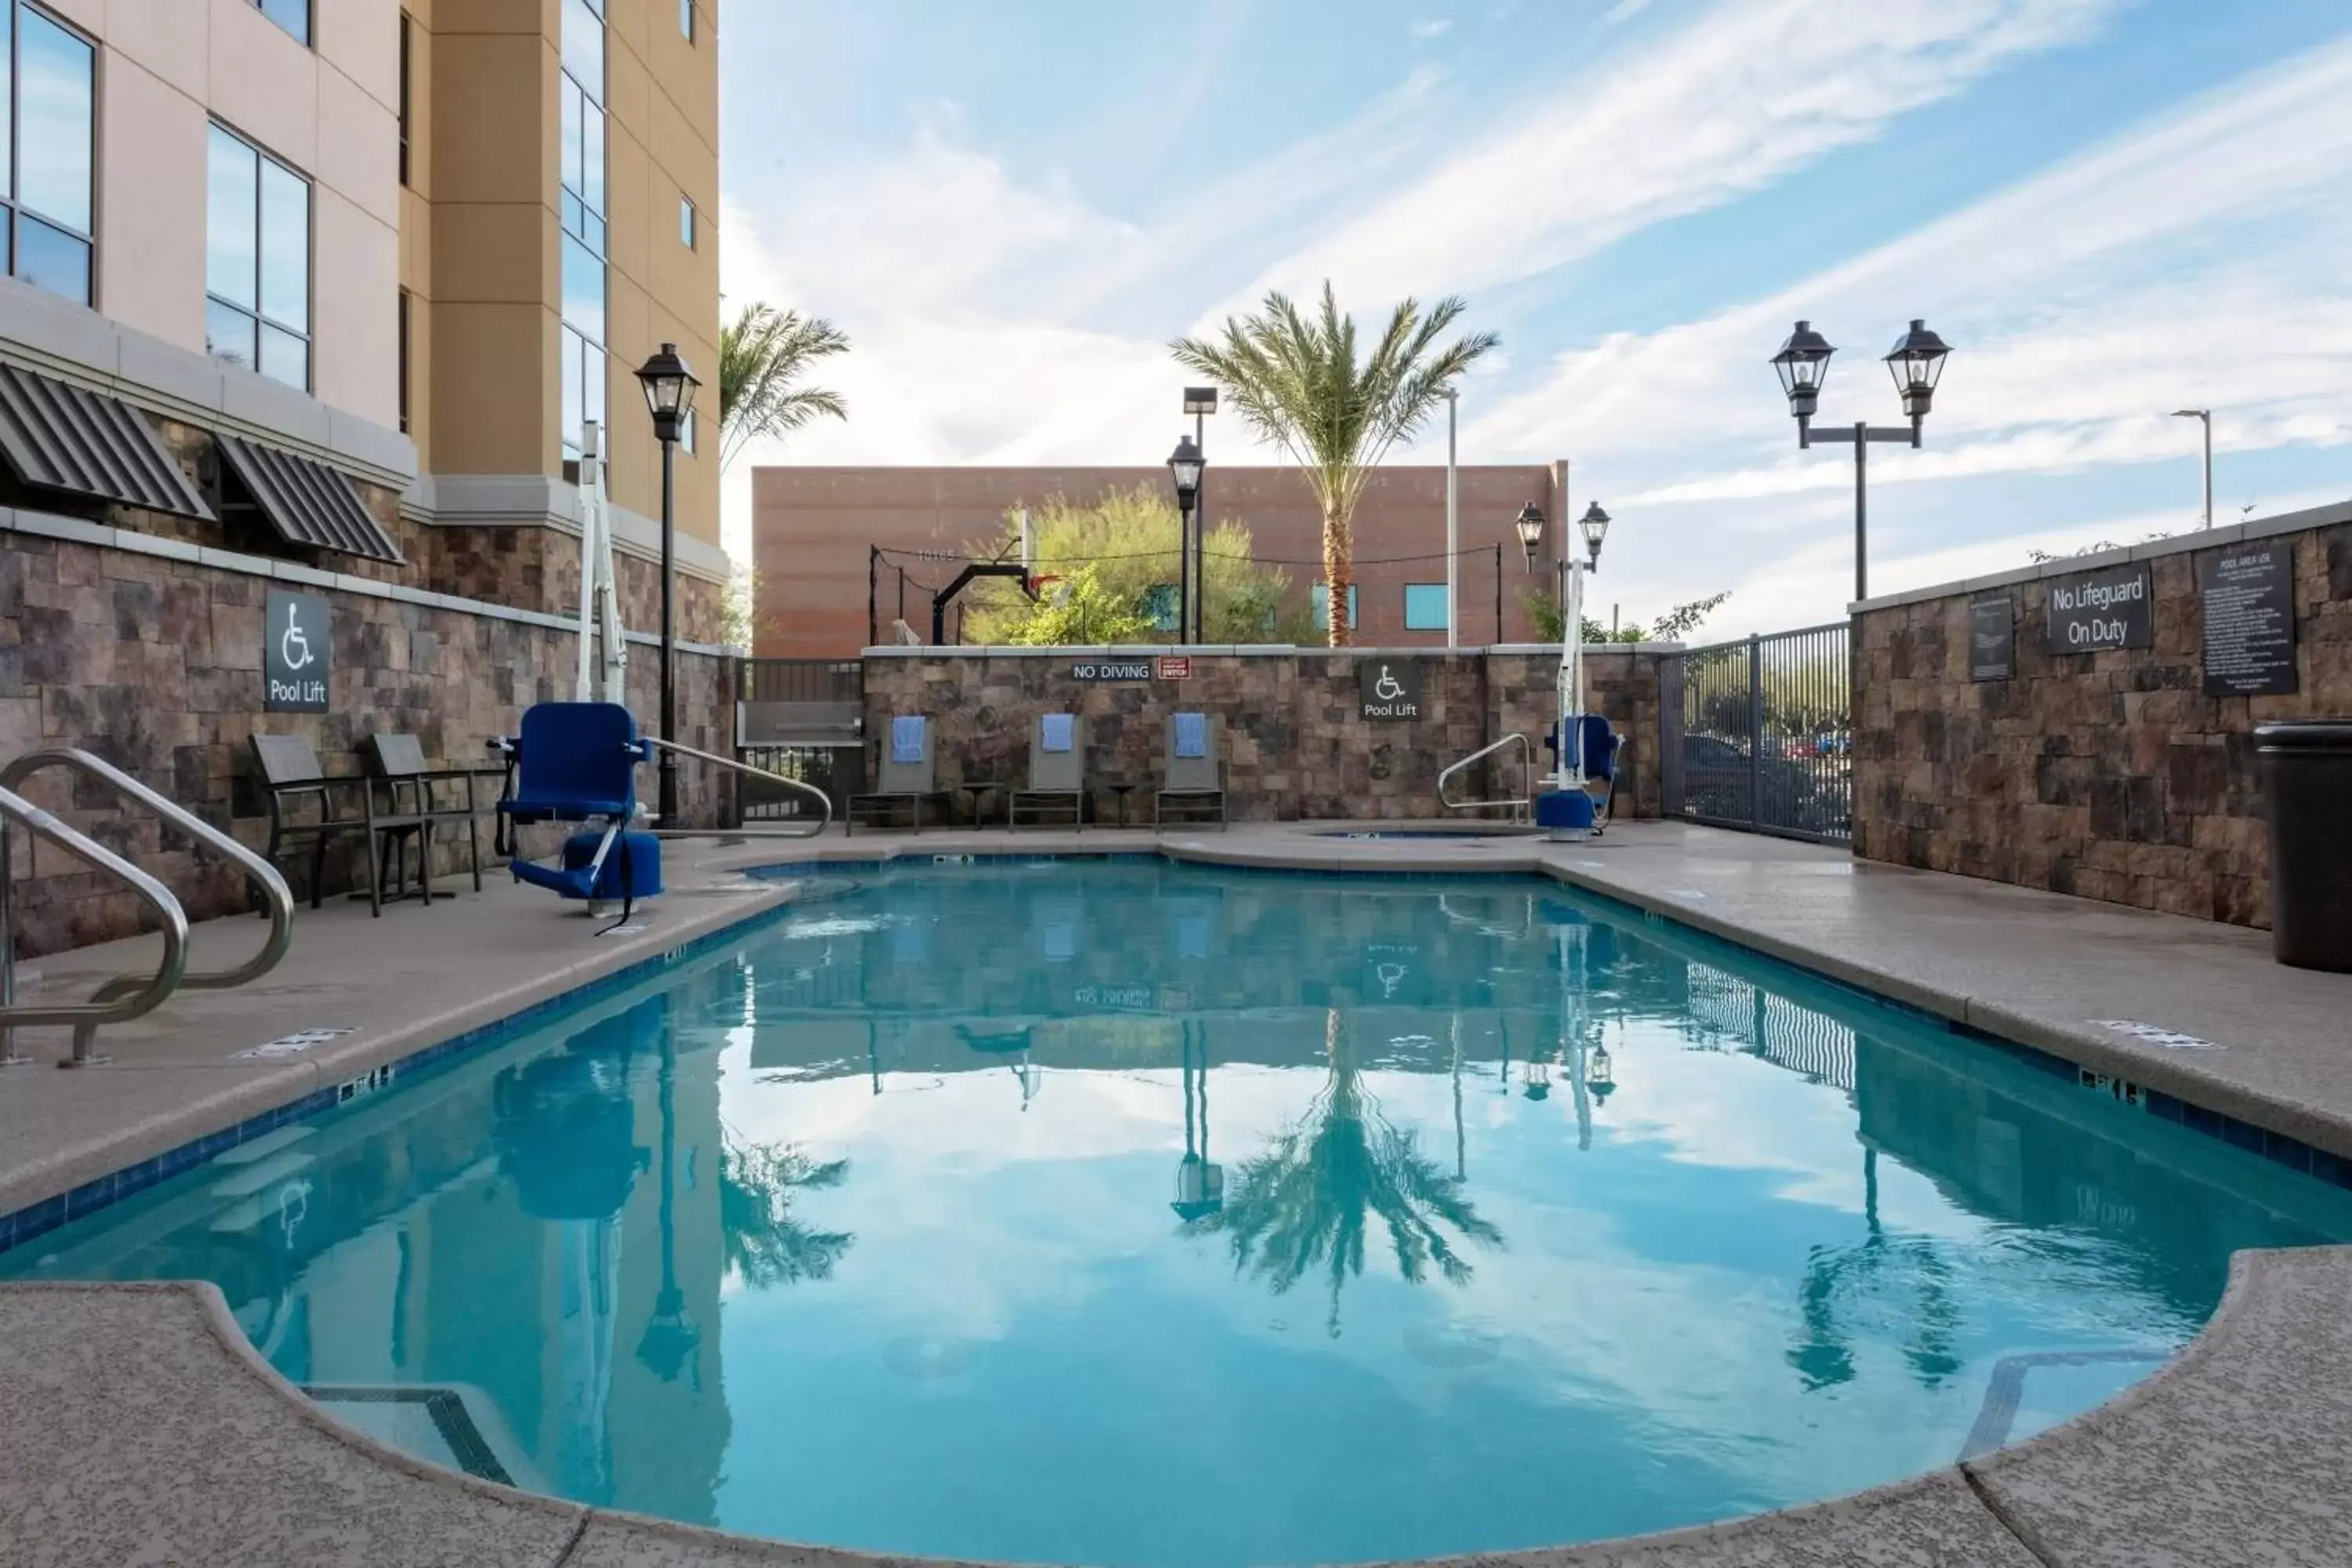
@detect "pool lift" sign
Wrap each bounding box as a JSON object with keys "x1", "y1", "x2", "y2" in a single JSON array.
[
  {"x1": 263, "y1": 590, "x2": 331, "y2": 712},
  {"x1": 1358, "y1": 659, "x2": 1424, "y2": 721}
]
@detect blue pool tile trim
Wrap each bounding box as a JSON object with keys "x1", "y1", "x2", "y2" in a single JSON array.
[{"x1": 9, "y1": 850, "x2": 2352, "y2": 1258}]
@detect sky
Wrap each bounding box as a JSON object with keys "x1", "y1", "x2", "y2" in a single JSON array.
[{"x1": 716, "y1": 0, "x2": 2352, "y2": 637}]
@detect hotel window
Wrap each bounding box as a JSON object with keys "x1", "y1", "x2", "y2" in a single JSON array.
[
  {"x1": 397, "y1": 289, "x2": 410, "y2": 434},
  {"x1": 559, "y1": 0, "x2": 607, "y2": 459},
  {"x1": 679, "y1": 0, "x2": 694, "y2": 41},
  {"x1": 252, "y1": 0, "x2": 310, "y2": 47},
  {"x1": 397, "y1": 14, "x2": 412, "y2": 186},
  {"x1": 1403, "y1": 583, "x2": 1449, "y2": 631},
  {"x1": 205, "y1": 123, "x2": 312, "y2": 391},
  {"x1": 1309, "y1": 583, "x2": 1359, "y2": 630},
  {"x1": 680, "y1": 195, "x2": 695, "y2": 249},
  {"x1": 0, "y1": 4, "x2": 96, "y2": 307}
]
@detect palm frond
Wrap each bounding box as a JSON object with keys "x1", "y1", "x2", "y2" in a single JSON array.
[{"x1": 719, "y1": 303, "x2": 851, "y2": 471}]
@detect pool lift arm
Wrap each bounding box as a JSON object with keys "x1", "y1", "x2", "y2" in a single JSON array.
[{"x1": 576, "y1": 421, "x2": 628, "y2": 705}]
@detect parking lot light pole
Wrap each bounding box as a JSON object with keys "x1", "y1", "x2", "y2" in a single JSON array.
[{"x1": 1772, "y1": 318, "x2": 1951, "y2": 604}]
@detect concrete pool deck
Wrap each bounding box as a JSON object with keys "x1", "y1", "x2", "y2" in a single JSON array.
[{"x1": 3, "y1": 819, "x2": 2350, "y2": 1566}]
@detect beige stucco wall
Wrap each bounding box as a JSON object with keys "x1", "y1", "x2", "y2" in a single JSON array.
[
  {"x1": 604, "y1": 0, "x2": 720, "y2": 551},
  {"x1": 75, "y1": 0, "x2": 403, "y2": 430}
]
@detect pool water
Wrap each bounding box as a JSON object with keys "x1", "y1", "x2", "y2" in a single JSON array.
[{"x1": 13, "y1": 862, "x2": 2352, "y2": 1566}]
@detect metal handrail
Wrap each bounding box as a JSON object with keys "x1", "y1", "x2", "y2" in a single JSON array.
[
  {"x1": 1438, "y1": 733, "x2": 1534, "y2": 822},
  {"x1": 0, "y1": 785, "x2": 191, "y2": 1068},
  {"x1": 641, "y1": 735, "x2": 833, "y2": 839},
  {"x1": 0, "y1": 748, "x2": 296, "y2": 1066}
]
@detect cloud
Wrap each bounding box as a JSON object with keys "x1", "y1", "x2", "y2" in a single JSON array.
[
  {"x1": 1599, "y1": 0, "x2": 1656, "y2": 24},
  {"x1": 1411, "y1": 17, "x2": 1454, "y2": 38},
  {"x1": 1231, "y1": 0, "x2": 2121, "y2": 311}
]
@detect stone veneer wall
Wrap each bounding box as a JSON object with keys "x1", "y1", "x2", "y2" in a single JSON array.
[
  {"x1": 1853, "y1": 504, "x2": 2352, "y2": 927},
  {"x1": 2, "y1": 518, "x2": 738, "y2": 956},
  {"x1": 860, "y1": 646, "x2": 1671, "y2": 823}
]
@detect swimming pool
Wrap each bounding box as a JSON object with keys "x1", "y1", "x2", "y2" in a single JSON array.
[{"x1": 10, "y1": 859, "x2": 2350, "y2": 1566}]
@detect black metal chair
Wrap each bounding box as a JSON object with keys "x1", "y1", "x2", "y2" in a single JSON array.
[
  {"x1": 249, "y1": 734, "x2": 427, "y2": 916},
  {"x1": 365, "y1": 732, "x2": 489, "y2": 895}
]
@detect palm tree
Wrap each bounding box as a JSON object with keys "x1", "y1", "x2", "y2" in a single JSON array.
[
  {"x1": 1171, "y1": 283, "x2": 1497, "y2": 645},
  {"x1": 1190, "y1": 1009, "x2": 1502, "y2": 1337},
  {"x1": 717, "y1": 1129, "x2": 853, "y2": 1289},
  {"x1": 717, "y1": 303, "x2": 850, "y2": 472}
]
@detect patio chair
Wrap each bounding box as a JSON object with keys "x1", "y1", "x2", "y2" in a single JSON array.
[
  {"x1": 250, "y1": 734, "x2": 430, "y2": 916},
  {"x1": 1156, "y1": 711, "x2": 1226, "y2": 829},
  {"x1": 849, "y1": 715, "x2": 949, "y2": 834},
  {"x1": 365, "y1": 732, "x2": 488, "y2": 895},
  {"x1": 1009, "y1": 713, "x2": 1086, "y2": 830},
  {"x1": 1546, "y1": 714, "x2": 1624, "y2": 833}
]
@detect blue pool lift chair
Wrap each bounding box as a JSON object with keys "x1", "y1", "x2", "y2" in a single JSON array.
[
  {"x1": 1544, "y1": 714, "x2": 1624, "y2": 834},
  {"x1": 491, "y1": 702, "x2": 662, "y2": 926}
]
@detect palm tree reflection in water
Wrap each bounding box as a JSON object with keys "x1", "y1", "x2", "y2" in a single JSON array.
[
  {"x1": 1191, "y1": 1009, "x2": 1503, "y2": 1338},
  {"x1": 719, "y1": 1133, "x2": 853, "y2": 1290}
]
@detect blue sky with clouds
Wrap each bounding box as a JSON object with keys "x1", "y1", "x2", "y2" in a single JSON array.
[{"x1": 718, "y1": 0, "x2": 2352, "y2": 634}]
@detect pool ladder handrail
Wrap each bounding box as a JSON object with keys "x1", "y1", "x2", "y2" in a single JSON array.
[
  {"x1": 639, "y1": 735, "x2": 834, "y2": 839},
  {"x1": 0, "y1": 748, "x2": 296, "y2": 1067},
  {"x1": 1438, "y1": 733, "x2": 1534, "y2": 823}
]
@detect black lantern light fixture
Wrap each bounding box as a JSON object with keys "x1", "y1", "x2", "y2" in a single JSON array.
[
  {"x1": 1769, "y1": 317, "x2": 1952, "y2": 602},
  {"x1": 1513, "y1": 500, "x2": 1547, "y2": 570},
  {"x1": 1577, "y1": 501, "x2": 1611, "y2": 569},
  {"x1": 634, "y1": 343, "x2": 702, "y2": 825},
  {"x1": 1167, "y1": 434, "x2": 1206, "y2": 644}
]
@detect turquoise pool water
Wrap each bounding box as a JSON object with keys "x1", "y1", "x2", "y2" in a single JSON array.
[{"x1": 12, "y1": 861, "x2": 2352, "y2": 1566}]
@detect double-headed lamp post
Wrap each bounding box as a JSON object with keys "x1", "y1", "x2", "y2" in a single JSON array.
[
  {"x1": 1167, "y1": 434, "x2": 1206, "y2": 645},
  {"x1": 634, "y1": 342, "x2": 701, "y2": 826},
  {"x1": 1515, "y1": 499, "x2": 1611, "y2": 837},
  {"x1": 1771, "y1": 318, "x2": 1951, "y2": 603}
]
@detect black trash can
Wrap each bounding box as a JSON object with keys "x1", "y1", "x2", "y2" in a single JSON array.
[{"x1": 2256, "y1": 722, "x2": 2352, "y2": 972}]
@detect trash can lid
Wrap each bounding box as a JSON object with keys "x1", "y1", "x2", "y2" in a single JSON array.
[{"x1": 2254, "y1": 722, "x2": 2352, "y2": 754}]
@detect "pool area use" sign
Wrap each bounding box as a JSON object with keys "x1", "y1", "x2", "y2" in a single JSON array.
[
  {"x1": 2042, "y1": 563, "x2": 2151, "y2": 655},
  {"x1": 264, "y1": 589, "x2": 331, "y2": 712},
  {"x1": 1358, "y1": 660, "x2": 1425, "y2": 721}
]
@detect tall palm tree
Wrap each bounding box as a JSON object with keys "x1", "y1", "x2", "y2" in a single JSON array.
[
  {"x1": 1190, "y1": 1009, "x2": 1502, "y2": 1337},
  {"x1": 1171, "y1": 283, "x2": 1497, "y2": 645},
  {"x1": 717, "y1": 303, "x2": 850, "y2": 472},
  {"x1": 717, "y1": 1129, "x2": 853, "y2": 1289}
]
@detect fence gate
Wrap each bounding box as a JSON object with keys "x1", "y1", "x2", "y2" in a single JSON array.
[
  {"x1": 736, "y1": 659, "x2": 866, "y2": 825},
  {"x1": 1661, "y1": 622, "x2": 1851, "y2": 843}
]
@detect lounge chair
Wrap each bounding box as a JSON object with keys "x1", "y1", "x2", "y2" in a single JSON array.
[
  {"x1": 250, "y1": 734, "x2": 430, "y2": 915},
  {"x1": 1156, "y1": 711, "x2": 1226, "y2": 829},
  {"x1": 849, "y1": 714, "x2": 949, "y2": 834},
  {"x1": 365, "y1": 732, "x2": 488, "y2": 895},
  {"x1": 1010, "y1": 712, "x2": 1086, "y2": 829},
  {"x1": 1547, "y1": 714, "x2": 1624, "y2": 833}
]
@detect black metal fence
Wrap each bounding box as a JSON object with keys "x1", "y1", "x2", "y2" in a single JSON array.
[
  {"x1": 1661, "y1": 622, "x2": 1851, "y2": 843},
  {"x1": 736, "y1": 659, "x2": 866, "y2": 824}
]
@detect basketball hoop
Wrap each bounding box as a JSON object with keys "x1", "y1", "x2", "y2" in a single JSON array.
[{"x1": 1029, "y1": 573, "x2": 1067, "y2": 606}]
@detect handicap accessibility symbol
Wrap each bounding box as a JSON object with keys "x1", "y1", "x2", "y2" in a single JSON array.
[
  {"x1": 280, "y1": 601, "x2": 315, "y2": 671},
  {"x1": 1374, "y1": 665, "x2": 1405, "y2": 702}
]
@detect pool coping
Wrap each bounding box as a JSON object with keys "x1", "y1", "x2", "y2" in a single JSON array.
[{"x1": 6, "y1": 822, "x2": 2352, "y2": 1563}]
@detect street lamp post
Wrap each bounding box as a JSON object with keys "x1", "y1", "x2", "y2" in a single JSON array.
[
  {"x1": 1443, "y1": 387, "x2": 1459, "y2": 651},
  {"x1": 1771, "y1": 318, "x2": 1951, "y2": 604},
  {"x1": 2173, "y1": 408, "x2": 2213, "y2": 528},
  {"x1": 1183, "y1": 388, "x2": 1218, "y2": 641},
  {"x1": 634, "y1": 343, "x2": 701, "y2": 826},
  {"x1": 1167, "y1": 435, "x2": 1205, "y2": 645}
]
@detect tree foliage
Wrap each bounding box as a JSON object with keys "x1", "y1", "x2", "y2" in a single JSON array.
[
  {"x1": 717, "y1": 1131, "x2": 852, "y2": 1290},
  {"x1": 961, "y1": 486, "x2": 1299, "y2": 645},
  {"x1": 1171, "y1": 282, "x2": 1497, "y2": 647},
  {"x1": 717, "y1": 303, "x2": 849, "y2": 472},
  {"x1": 1519, "y1": 588, "x2": 1733, "y2": 645}
]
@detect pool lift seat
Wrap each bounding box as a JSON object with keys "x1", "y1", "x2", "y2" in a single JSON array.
[{"x1": 492, "y1": 702, "x2": 662, "y2": 928}]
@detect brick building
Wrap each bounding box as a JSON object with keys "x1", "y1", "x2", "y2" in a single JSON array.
[{"x1": 750, "y1": 460, "x2": 1576, "y2": 656}]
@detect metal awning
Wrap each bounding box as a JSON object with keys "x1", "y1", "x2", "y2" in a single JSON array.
[
  {"x1": 215, "y1": 431, "x2": 403, "y2": 564},
  {"x1": 0, "y1": 363, "x2": 215, "y2": 521}
]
